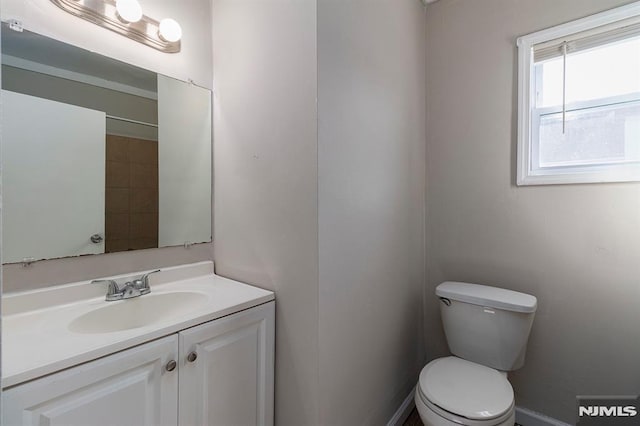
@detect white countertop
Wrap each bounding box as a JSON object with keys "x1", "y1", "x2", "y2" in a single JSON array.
[{"x1": 2, "y1": 262, "x2": 274, "y2": 388}]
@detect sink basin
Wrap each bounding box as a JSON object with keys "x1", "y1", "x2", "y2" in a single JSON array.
[{"x1": 68, "y1": 292, "x2": 208, "y2": 334}]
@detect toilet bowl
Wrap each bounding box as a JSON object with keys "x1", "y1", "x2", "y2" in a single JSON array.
[
  {"x1": 414, "y1": 357, "x2": 515, "y2": 426},
  {"x1": 415, "y1": 282, "x2": 537, "y2": 426}
]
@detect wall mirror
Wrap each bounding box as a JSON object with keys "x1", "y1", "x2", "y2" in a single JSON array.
[{"x1": 1, "y1": 24, "x2": 212, "y2": 264}]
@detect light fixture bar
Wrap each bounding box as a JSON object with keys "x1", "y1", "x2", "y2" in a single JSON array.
[{"x1": 49, "y1": 0, "x2": 181, "y2": 53}]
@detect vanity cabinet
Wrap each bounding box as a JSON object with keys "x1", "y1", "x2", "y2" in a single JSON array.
[
  {"x1": 2, "y1": 335, "x2": 179, "y2": 426},
  {"x1": 179, "y1": 301, "x2": 275, "y2": 426},
  {"x1": 2, "y1": 301, "x2": 275, "y2": 426}
]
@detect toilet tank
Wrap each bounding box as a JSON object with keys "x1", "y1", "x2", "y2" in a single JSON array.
[{"x1": 436, "y1": 281, "x2": 537, "y2": 371}]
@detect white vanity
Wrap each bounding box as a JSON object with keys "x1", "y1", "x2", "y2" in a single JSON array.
[
  {"x1": 2, "y1": 261, "x2": 275, "y2": 426},
  {"x1": 0, "y1": 18, "x2": 268, "y2": 426}
]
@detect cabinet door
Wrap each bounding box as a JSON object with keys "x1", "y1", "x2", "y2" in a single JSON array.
[
  {"x1": 179, "y1": 302, "x2": 275, "y2": 426},
  {"x1": 2, "y1": 335, "x2": 179, "y2": 426}
]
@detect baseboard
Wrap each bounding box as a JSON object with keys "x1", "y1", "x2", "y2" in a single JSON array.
[
  {"x1": 516, "y1": 406, "x2": 572, "y2": 426},
  {"x1": 387, "y1": 386, "x2": 416, "y2": 426}
]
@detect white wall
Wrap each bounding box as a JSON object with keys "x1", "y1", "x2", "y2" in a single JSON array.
[
  {"x1": 1, "y1": 0, "x2": 212, "y2": 88},
  {"x1": 317, "y1": 1, "x2": 426, "y2": 424},
  {"x1": 2, "y1": 0, "x2": 214, "y2": 291},
  {"x1": 424, "y1": 0, "x2": 640, "y2": 423},
  {"x1": 211, "y1": 0, "x2": 320, "y2": 424}
]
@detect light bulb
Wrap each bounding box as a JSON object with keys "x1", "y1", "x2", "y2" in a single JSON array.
[
  {"x1": 158, "y1": 18, "x2": 182, "y2": 43},
  {"x1": 116, "y1": 0, "x2": 143, "y2": 23}
]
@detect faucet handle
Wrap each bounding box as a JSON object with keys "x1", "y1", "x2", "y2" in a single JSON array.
[
  {"x1": 141, "y1": 269, "x2": 161, "y2": 283},
  {"x1": 133, "y1": 269, "x2": 161, "y2": 294},
  {"x1": 91, "y1": 279, "x2": 120, "y2": 300}
]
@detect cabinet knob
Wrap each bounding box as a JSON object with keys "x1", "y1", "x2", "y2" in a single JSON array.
[
  {"x1": 187, "y1": 351, "x2": 198, "y2": 363},
  {"x1": 166, "y1": 360, "x2": 177, "y2": 372}
]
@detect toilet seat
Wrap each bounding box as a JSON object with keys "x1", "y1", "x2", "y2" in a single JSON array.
[
  {"x1": 418, "y1": 357, "x2": 514, "y2": 423},
  {"x1": 416, "y1": 385, "x2": 514, "y2": 426}
]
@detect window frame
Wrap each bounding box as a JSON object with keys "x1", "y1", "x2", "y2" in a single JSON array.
[{"x1": 516, "y1": 2, "x2": 640, "y2": 186}]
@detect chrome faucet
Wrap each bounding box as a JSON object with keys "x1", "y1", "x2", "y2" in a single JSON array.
[{"x1": 92, "y1": 270, "x2": 161, "y2": 301}]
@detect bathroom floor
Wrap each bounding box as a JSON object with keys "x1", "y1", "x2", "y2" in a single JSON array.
[
  {"x1": 403, "y1": 409, "x2": 423, "y2": 426},
  {"x1": 402, "y1": 409, "x2": 521, "y2": 426}
]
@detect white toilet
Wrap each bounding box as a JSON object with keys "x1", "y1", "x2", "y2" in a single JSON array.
[{"x1": 415, "y1": 281, "x2": 537, "y2": 426}]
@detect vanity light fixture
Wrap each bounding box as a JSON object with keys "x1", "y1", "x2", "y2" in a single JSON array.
[
  {"x1": 115, "y1": 0, "x2": 142, "y2": 23},
  {"x1": 49, "y1": 0, "x2": 182, "y2": 53},
  {"x1": 158, "y1": 18, "x2": 183, "y2": 43}
]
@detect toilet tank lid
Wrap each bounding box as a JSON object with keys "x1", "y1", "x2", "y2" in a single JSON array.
[{"x1": 436, "y1": 282, "x2": 537, "y2": 313}]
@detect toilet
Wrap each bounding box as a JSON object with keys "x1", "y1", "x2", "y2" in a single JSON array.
[{"x1": 415, "y1": 281, "x2": 537, "y2": 426}]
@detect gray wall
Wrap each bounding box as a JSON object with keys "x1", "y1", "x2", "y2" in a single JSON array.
[
  {"x1": 1, "y1": 66, "x2": 157, "y2": 125},
  {"x1": 424, "y1": 0, "x2": 640, "y2": 423},
  {"x1": 2, "y1": 65, "x2": 158, "y2": 140},
  {"x1": 211, "y1": 0, "x2": 320, "y2": 424},
  {"x1": 317, "y1": 1, "x2": 426, "y2": 424},
  {"x1": 213, "y1": 0, "x2": 427, "y2": 424}
]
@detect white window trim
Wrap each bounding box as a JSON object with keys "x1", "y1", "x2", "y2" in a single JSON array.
[{"x1": 516, "y1": 1, "x2": 640, "y2": 186}]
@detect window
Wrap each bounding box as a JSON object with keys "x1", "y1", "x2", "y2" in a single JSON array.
[{"x1": 517, "y1": 3, "x2": 640, "y2": 185}]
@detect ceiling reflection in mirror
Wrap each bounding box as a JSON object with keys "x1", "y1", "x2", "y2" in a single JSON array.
[{"x1": 1, "y1": 24, "x2": 212, "y2": 264}]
